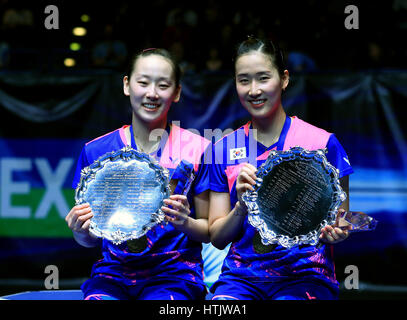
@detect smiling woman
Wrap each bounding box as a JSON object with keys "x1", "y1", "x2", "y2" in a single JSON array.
[
  {"x1": 65, "y1": 48, "x2": 212, "y2": 300},
  {"x1": 208, "y1": 36, "x2": 354, "y2": 300}
]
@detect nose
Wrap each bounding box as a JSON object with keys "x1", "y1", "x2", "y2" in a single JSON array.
[
  {"x1": 146, "y1": 84, "x2": 159, "y2": 100},
  {"x1": 248, "y1": 80, "x2": 261, "y2": 97}
]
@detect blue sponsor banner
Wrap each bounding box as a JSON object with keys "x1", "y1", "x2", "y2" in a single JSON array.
[{"x1": 0, "y1": 138, "x2": 85, "y2": 236}]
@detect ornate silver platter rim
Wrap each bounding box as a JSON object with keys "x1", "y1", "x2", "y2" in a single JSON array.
[
  {"x1": 242, "y1": 146, "x2": 346, "y2": 249},
  {"x1": 74, "y1": 146, "x2": 170, "y2": 244}
]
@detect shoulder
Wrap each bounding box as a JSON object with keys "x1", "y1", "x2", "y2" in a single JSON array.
[
  {"x1": 291, "y1": 117, "x2": 331, "y2": 136},
  {"x1": 284, "y1": 117, "x2": 332, "y2": 150},
  {"x1": 171, "y1": 124, "x2": 211, "y2": 154},
  {"x1": 214, "y1": 122, "x2": 248, "y2": 147},
  {"x1": 85, "y1": 125, "x2": 128, "y2": 147},
  {"x1": 175, "y1": 125, "x2": 210, "y2": 145},
  {"x1": 83, "y1": 125, "x2": 128, "y2": 163},
  {"x1": 162, "y1": 124, "x2": 210, "y2": 172}
]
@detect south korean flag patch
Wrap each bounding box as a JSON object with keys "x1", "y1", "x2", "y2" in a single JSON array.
[{"x1": 230, "y1": 147, "x2": 247, "y2": 161}]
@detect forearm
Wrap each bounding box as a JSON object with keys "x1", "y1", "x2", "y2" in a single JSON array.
[
  {"x1": 210, "y1": 202, "x2": 246, "y2": 249},
  {"x1": 174, "y1": 217, "x2": 210, "y2": 243},
  {"x1": 73, "y1": 231, "x2": 99, "y2": 248}
]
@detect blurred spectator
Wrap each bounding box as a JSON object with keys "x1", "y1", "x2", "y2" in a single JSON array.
[
  {"x1": 0, "y1": 42, "x2": 10, "y2": 68},
  {"x1": 286, "y1": 51, "x2": 318, "y2": 73},
  {"x1": 2, "y1": 4, "x2": 33, "y2": 28},
  {"x1": 169, "y1": 41, "x2": 196, "y2": 73},
  {"x1": 1, "y1": 1, "x2": 35, "y2": 68},
  {"x1": 205, "y1": 47, "x2": 223, "y2": 71},
  {"x1": 183, "y1": 8, "x2": 198, "y2": 28},
  {"x1": 162, "y1": 8, "x2": 187, "y2": 48},
  {"x1": 393, "y1": 0, "x2": 407, "y2": 12},
  {"x1": 365, "y1": 41, "x2": 385, "y2": 69},
  {"x1": 92, "y1": 24, "x2": 128, "y2": 69},
  {"x1": 0, "y1": 1, "x2": 401, "y2": 72},
  {"x1": 1, "y1": 2, "x2": 34, "y2": 44},
  {"x1": 280, "y1": 41, "x2": 318, "y2": 73}
]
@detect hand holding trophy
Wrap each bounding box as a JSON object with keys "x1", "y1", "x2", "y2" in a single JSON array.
[
  {"x1": 74, "y1": 146, "x2": 195, "y2": 245},
  {"x1": 242, "y1": 146, "x2": 377, "y2": 249}
]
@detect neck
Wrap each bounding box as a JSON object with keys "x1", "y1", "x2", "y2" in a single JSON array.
[
  {"x1": 130, "y1": 114, "x2": 167, "y2": 153},
  {"x1": 251, "y1": 104, "x2": 286, "y2": 147}
]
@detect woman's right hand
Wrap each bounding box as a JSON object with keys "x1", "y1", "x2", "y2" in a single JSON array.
[
  {"x1": 236, "y1": 163, "x2": 258, "y2": 206},
  {"x1": 65, "y1": 203, "x2": 98, "y2": 247},
  {"x1": 66, "y1": 203, "x2": 93, "y2": 233}
]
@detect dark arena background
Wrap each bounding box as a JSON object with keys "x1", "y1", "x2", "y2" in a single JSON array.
[{"x1": 0, "y1": 0, "x2": 406, "y2": 301}]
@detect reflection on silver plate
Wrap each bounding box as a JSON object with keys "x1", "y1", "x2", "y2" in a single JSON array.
[
  {"x1": 242, "y1": 146, "x2": 346, "y2": 249},
  {"x1": 75, "y1": 146, "x2": 170, "y2": 245}
]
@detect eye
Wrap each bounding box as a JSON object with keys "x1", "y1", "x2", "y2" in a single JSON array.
[
  {"x1": 238, "y1": 78, "x2": 249, "y2": 85},
  {"x1": 137, "y1": 80, "x2": 148, "y2": 86},
  {"x1": 159, "y1": 83, "x2": 170, "y2": 89},
  {"x1": 259, "y1": 76, "x2": 270, "y2": 81}
]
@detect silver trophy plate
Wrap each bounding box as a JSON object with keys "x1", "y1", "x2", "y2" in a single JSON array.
[
  {"x1": 242, "y1": 146, "x2": 346, "y2": 249},
  {"x1": 75, "y1": 146, "x2": 170, "y2": 245}
]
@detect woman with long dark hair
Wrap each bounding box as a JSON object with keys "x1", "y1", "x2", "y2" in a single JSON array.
[
  {"x1": 66, "y1": 48, "x2": 211, "y2": 300},
  {"x1": 208, "y1": 37, "x2": 353, "y2": 300}
]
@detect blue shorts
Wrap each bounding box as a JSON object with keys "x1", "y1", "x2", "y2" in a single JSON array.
[
  {"x1": 210, "y1": 277, "x2": 338, "y2": 300},
  {"x1": 82, "y1": 276, "x2": 207, "y2": 300}
]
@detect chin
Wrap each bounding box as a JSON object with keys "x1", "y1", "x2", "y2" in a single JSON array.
[
  {"x1": 143, "y1": 110, "x2": 169, "y2": 124},
  {"x1": 247, "y1": 107, "x2": 271, "y2": 118}
]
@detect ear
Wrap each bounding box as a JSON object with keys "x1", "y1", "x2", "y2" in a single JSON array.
[
  {"x1": 123, "y1": 76, "x2": 130, "y2": 96},
  {"x1": 173, "y1": 85, "x2": 182, "y2": 103},
  {"x1": 281, "y1": 70, "x2": 289, "y2": 91}
]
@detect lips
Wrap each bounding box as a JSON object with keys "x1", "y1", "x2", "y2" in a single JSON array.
[
  {"x1": 142, "y1": 102, "x2": 161, "y2": 111},
  {"x1": 249, "y1": 99, "x2": 266, "y2": 108}
]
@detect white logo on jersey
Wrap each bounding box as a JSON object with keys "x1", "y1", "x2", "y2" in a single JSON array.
[
  {"x1": 343, "y1": 157, "x2": 350, "y2": 165},
  {"x1": 230, "y1": 147, "x2": 247, "y2": 160}
]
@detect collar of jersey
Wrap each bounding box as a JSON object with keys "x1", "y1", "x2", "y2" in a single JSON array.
[
  {"x1": 243, "y1": 115, "x2": 292, "y2": 155},
  {"x1": 129, "y1": 123, "x2": 171, "y2": 159}
]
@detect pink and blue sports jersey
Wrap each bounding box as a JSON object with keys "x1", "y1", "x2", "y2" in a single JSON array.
[
  {"x1": 72, "y1": 123, "x2": 211, "y2": 288},
  {"x1": 209, "y1": 116, "x2": 354, "y2": 291}
]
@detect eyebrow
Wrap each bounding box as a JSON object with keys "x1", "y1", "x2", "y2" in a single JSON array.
[
  {"x1": 236, "y1": 71, "x2": 272, "y2": 78},
  {"x1": 135, "y1": 74, "x2": 173, "y2": 82}
]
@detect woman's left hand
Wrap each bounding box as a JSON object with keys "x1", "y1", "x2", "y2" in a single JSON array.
[
  {"x1": 162, "y1": 195, "x2": 191, "y2": 226},
  {"x1": 319, "y1": 209, "x2": 350, "y2": 244}
]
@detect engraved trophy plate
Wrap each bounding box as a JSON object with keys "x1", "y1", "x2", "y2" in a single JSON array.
[
  {"x1": 242, "y1": 146, "x2": 346, "y2": 249},
  {"x1": 75, "y1": 146, "x2": 170, "y2": 245},
  {"x1": 126, "y1": 159, "x2": 196, "y2": 253}
]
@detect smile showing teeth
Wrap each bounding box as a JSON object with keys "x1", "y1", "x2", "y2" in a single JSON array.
[
  {"x1": 142, "y1": 103, "x2": 160, "y2": 109},
  {"x1": 250, "y1": 99, "x2": 266, "y2": 105}
]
